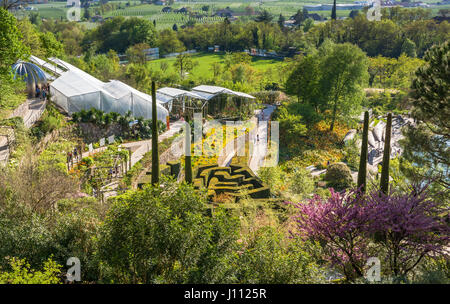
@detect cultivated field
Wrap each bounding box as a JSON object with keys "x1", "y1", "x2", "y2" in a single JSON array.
[{"x1": 17, "y1": 0, "x2": 450, "y2": 30}]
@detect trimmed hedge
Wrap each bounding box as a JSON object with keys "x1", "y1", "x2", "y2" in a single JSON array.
[
  {"x1": 167, "y1": 161, "x2": 181, "y2": 178},
  {"x1": 195, "y1": 164, "x2": 219, "y2": 178}
]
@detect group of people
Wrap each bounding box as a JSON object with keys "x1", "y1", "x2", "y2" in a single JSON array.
[
  {"x1": 67, "y1": 147, "x2": 81, "y2": 166},
  {"x1": 35, "y1": 84, "x2": 50, "y2": 100}
]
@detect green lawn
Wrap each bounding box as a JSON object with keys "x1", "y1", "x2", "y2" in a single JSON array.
[{"x1": 148, "y1": 52, "x2": 283, "y2": 79}]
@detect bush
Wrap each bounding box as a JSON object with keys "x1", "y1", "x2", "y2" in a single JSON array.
[
  {"x1": 324, "y1": 162, "x2": 354, "y2": 191},
  {"x1": 289, "y1": 167, "x2": 315, "y2": 198},
  {"x1": 97, "y1": 176, "x2": 240, "y2": 283},
  {"x1": 0, "y1": 258, "x2": 62, "y2": 284},
  {"x1": 235, "y1": 226, "x2": 325, "y2": 284}
]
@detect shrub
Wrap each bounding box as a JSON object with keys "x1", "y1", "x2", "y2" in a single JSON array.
[
  {"x1": 289, "y1": 167, "x2": 315, "y2": 198},
  {"x1": 0, "y1": 258, "x2": 62, "y2": 284},
  {"x1": 235, "y1": 226, "x2": 326, "y2": 284},
  {"x1": 324, "y1": 162, "x2": 354, "y2": 191},
  {"x1": 97, "y1": 176, "x2": 240, "y2": 283}
]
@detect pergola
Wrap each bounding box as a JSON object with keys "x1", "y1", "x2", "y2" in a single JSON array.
[
  {"x1": 156, "y1": 87, "x2": 207, "y2": 120},
  {"x1": 191, "y1": 85, "x2": 255, "y2": 118}
]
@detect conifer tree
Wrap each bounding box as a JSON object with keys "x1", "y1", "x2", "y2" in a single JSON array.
[
  {"x1": 151, "y1": 81, "x2": 159, "y2": 185},
  {"x1": 380, "y1": 113, "x2": 392, "y2": 194},
  {"x1": 357, "y1": 111, "x2": 369, "y2": 192},
  {"x1": 184, "y1": 116, "x2": 193, "y2": 184},
  {"x1": 331, "y1": 0, "x2": 337, "y2": 20}
]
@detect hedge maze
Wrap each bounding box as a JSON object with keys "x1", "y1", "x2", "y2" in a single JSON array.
[
  {"x1": 193, "y1": 163, "x2": 270, "y2": 202},
  {"x1": 137, "y1": 161, "x2": 270, "y2": 202},
  {"x1": 137, "y1": 160, "x2": 181, "y2": 189}
]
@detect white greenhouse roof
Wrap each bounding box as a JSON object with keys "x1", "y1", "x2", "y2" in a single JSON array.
[
  {"x1": 191, "y1": 85, "x2": 255, "y2": 100},
  {"x1": 48, "y1": 58, "x2": 169, "y2": 122},
  {"x1": 157, "y1": 87, "x2": 206, "y2": 104},
  {"x1": 29, "y1": 55, "x2": 65, "y2": 76}
]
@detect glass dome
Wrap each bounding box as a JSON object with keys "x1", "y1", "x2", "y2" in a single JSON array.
[{"x1": 11, "y1": 60, "x2": 48, "y2": 97}]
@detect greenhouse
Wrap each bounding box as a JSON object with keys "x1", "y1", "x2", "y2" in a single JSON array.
[
  {"x1": 191, "y1": 85, "x2": 255, "y2": 117},
  {"x1": 156, "y1": 87, "x2": 207, "y2": 119},
  {"x1": 48, "y1": 58, "x2": 169, "y2": 122}
]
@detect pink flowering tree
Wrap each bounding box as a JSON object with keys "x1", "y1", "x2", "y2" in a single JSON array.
[
  {"x1": 364, "y1": 188, "x2": 450, "y2": 279},
  {"x1": 289, "y1": 189, "x2": 371, "y2": 281},
  {"x1": 290, "y1": 186, "x2": 449, "y2": 282}
]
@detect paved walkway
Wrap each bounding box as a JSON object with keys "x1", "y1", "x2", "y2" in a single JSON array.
[
  {"x1": 248, "y1": 105, "x2": 277, "y2": 174},
  {"x1": 121, "y1": 120, "x2": 184, "y2": 167},
  {"x1": 78, "y1": 120, "x2": 184, "y2": 168}
]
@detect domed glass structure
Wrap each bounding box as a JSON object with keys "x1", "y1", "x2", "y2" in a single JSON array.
[{"x1": 11, "y1": 60, "x2": 48, "y2": 97}]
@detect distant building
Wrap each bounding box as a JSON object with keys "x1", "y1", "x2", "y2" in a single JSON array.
[
  {"x1": 66, "y1": 0, "x2": 80, "y2": 7},
  {"x1": 283, "y1": 19, "x2": 296, "y2": 27},
  {"x1": 303, "y1": 3, "x2": 366, "y2": 11},
  {"x1": 309, "y1": 13, "x2": 326, "y2": 21},
  {"x1": 174, "y1": 7, "x2": 189, "y2": 14},
  {"x1": 91, "y1": 15, "x2": 104, "y2": 22},
  {"x1": 214, "y1": 8, "x2": 234, "y2": 17}
]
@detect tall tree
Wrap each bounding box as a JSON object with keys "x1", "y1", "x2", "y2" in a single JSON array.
[
  {"x1": 285, "y1": 54, "x2": 322, "y2": 111},
  {"x1": 318, "y1": 41, "x2": 369, "y2": 131},
  {"x1": 380, "y1": 113, "x2": 392, "y2": 194},
  {"x1": 255, "y1": 10, "x2": 273, "y2": 23},
  {"x1": 277, "y1": 14, "x2": 285, "y2": 30},
  {"x1": 184, "y1": 116, "x2": 193, "y2": 184},
  {"x1": 151, "y1": 81, "x2": 159, "y2": 185},
  {"x1": 0, "y1": 8, "x2": 28, "y2": 74},
  {"x1": 357, "y1": 111, "x2": 369, "y2": 193},
  {"x1": 331, "y1": 0, "x2": 337, "y2": 20},
  {"x1": 402, "y1": 41, "x2": 449, "y2": 189},
  {"x1": 173, "y1": 53, "x2": 196, "y2": 79}
]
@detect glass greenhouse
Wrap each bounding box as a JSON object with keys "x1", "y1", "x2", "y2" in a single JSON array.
[{"x1": 48, "y1": 58, "x2": 169, "y2": 122}]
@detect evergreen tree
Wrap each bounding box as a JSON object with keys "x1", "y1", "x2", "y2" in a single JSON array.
[
  {"x1": 380, "y1": 113, "x2": 392, "y2": 194},
  {"x1": 184, "y1": 116, "x2": 193, "y2": 184},
  {"x1": 357, "y1": 111, "x2": 369, "y2": 193},
  {"x1": 292, "y1": 9, "x2": 306, "y2": 25},
  {"x1": 84, "y1": 8, "x2": 91, "y2": 21},
  {"x1": 277, "y1": 14, "x2": 285, "y2": 30},
  {"x1": 151, "y1": 81, "x2": 159, "y2": 185},
  {"x1": 331, "y1": 0, "x2": 337, "y2": 20},
  {"x1": 172, "y1": 23, "x2": 178, "y2": 31},
  {"x1": 255, "y1": 10, "x2": 273, "y2": 23},
  {"x1": 403, "y1": 41, "x2": 449, "y2": 188},
  {"x1": 302, "y1": 7, "x2": 309, "y2": 17},
  {"x1": 401, "y1": 38, "x2": 417, "y2": 58}
]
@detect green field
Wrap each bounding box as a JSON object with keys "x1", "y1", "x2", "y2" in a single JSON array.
[
  {"x1": 148, "y1": 52, "x2": 283, "y2": 79},
  {"x1": 16, "y1": 0, "x2": 450, "y2": 30}
]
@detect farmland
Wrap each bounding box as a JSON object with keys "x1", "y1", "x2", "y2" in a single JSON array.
[{"x1": 16, "y1": 0, "x2": 450, "y2": 30}]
